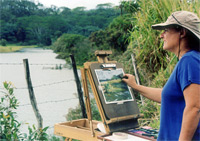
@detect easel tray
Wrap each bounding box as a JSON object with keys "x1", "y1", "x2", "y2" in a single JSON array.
[{"x1": 54, "y1": 119, "x2": 103, "y2": 141}]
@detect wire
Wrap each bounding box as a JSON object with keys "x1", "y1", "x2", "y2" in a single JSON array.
[
  {"x1": 29, "y1": 79, "x2": 75, "y2": 88},
  {"x1": 0, "y1": 79, "x2": 75, "y2": 90},
  {"x1": 0, "y1": 63, "x2": 66, "y2": 66},
  {"x1": 18, "y1": 97, "x2": 78, "y2": 107}
]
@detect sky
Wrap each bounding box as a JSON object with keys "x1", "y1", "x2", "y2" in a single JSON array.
[{"x1": 34, "y1": 0, "x2": 122, "y2": 10}]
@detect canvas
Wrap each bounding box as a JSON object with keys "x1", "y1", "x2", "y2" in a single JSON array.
[{"x1": 95, "y1": 68, "x2": 134, "y2": 104}]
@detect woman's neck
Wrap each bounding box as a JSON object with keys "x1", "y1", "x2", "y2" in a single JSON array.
[
  {"x1": 178, "y1": 49, "x2": 190, "y2": 59},
  {"x1": 176, "y1": 39, "x2": 191, "y2": 60}
]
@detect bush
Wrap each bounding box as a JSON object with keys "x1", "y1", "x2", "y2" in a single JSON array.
[
  {"x1": 138, "y1": 99, "x2": 160, "y2": 128},
  {"x1": 0, "y1": 39, "x2": 7, "y2": 46},
  {"x1": 66, "y1": 99, "x2": 101, "y2": 121},
  {"x1": 0, "y1": 81, "x2": 53, "y2": 141},
  {"x1": 73, "y1": 38, "x2": 97, "y2": 66},
  {"x1": 0, "y1": 81, "x2": 22, "y2": 140},
  {"x1": 52, "y1": 33, "x2": 86, "y2": 53}
]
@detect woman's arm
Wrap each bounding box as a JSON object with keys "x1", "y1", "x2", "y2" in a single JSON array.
[
  {"x1": 122, "y1": 74, "x2": 162, "y2": 103},
  {"x1": 179, "y1": 83, "x2": 200, "y2": 141}
]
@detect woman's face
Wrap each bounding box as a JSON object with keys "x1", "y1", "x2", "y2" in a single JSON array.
[{"x1": 160, "y1": 28, "x2": 180, "y2": 53}]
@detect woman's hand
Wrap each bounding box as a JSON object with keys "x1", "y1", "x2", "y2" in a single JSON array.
[
  {"x1": 122, "y1": 74, "x2": 138, "y2": 89},
  {"x1": 122, "y1": 73, "x2": 162, "y2": 103}
]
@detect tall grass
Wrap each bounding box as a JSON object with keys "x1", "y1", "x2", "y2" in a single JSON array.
[
  {"x1": 119, "y1": 0, "x2": 199, "y2": 128},
  {"x1": 63, "y1": 0, "x2": 199, "y2": 129},
  {"x1": 130, "y1": 0, "x2": 199, "y2": 74}
]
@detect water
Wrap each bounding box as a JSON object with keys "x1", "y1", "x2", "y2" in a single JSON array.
[{"x1": 0, "y1": 48, "x2": 79, "y2": 135}]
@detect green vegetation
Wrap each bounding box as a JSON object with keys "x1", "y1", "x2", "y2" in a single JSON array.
[
  {"x1": 0, "y1": 45, "x2": 37, "y2": 53},
  {"x1": 66, "y1": 99, "x2": 101, "y2": 121},
  {"x1": 1, "y1": 0, "x2": 199, "y2": 133},
  {"x1": 120, "y1": 0, "x2": 199, "y2": 128},
  {"x1": 65, "y1": 0, "x2": 199, "y2": 130},
  {"x1": 51, "y1": 1, "x2": 139, "y2": 66},
  {"x1": 0, "y1": 81, "x2": 22, "y2": 140},
  {"x1": 52, "y1": 34, "x2": 89, "y2": 65},
  {"x1": 0, "y1": 81, "x2": 62, "y2": 140},
  {"x1": 0, "y1": 0, "x2": 120, "y2": 46},
  {"x1": 0, "y1": 39, "x2": 7, "y2": 46}
]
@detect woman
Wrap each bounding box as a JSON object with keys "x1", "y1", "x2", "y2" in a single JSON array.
[{"x1": 123, "y1": 11, "x2": 200, "y2": 140}]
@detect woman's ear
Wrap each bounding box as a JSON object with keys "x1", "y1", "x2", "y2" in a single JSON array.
[{"x1": 180, "y1": 28, "x2": 187, "y2": 39}]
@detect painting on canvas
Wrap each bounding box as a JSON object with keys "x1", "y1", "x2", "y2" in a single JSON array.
[{"x1": 95, "y1": 68, "x2": 134, "y2": 104}]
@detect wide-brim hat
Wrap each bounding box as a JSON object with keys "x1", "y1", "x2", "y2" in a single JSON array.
[{"x1": 152, "y1": 11, "x2": 200, "y2": 40}]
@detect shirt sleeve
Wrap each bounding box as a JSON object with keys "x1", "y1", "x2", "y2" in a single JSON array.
[{"x1": 177, "y1": 55, "x2": 200, "y2": 91}]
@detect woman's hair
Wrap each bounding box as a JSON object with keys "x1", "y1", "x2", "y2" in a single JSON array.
[
  {"x1": 173, "y1": 25, "x2": 200, "y2": 52},
  {"x1": 185, "y1": 30, "x2": 200, "y2": 52}
]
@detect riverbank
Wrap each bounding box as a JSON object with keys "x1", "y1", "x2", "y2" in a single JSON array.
[{"x1": 0, "y1": 45, "x2": 37, "y2": 53}]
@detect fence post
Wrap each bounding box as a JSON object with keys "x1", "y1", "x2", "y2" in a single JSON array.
[
  {"x1": 23, "y1": 59, "x2": 43, "y2": 129},
  {"x1": 70, "y1": 54, "x2": 87, "y2": 118},
  {"x1": 131, "y1": 54, "x2": 145, "y2": 105}
]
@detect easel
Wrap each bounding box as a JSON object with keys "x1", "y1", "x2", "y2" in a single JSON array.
[
  {"x1": 54, "y1": 50, "x2": 142, "y2": 141},
  {"x1": 80, "y1": 50, "x2": 117, "y2": 135}
]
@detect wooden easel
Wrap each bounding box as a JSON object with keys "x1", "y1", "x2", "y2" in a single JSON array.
[
  {"x1": 81, "y1": 50, "x2": 142, "y2": 134},
  {"x1": 80, "y1": 50, "x2": 116, "y2": 135},
  {"x1": 54, "y1": 50, "x2": 142, "y2": 141}
]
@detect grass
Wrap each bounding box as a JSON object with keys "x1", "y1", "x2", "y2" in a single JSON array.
[
  {"x1": 118, "y1": 0, "x2": 199, "y2": 129},
  {"x1": 0, "y1": 45, "x2": 37, "y2": 53}
]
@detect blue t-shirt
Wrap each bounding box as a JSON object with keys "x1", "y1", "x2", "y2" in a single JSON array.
[{"x1": 158, "y1": 50, "x2": 200, "y2": 141}]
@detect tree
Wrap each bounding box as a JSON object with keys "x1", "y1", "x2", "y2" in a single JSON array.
[
  {"x1": 89, "y1": 13, "x2": 135, "y2": 52},
  {"x1": 0, "y1": 0, "x2": 121, "y2": 45},
  {"x1": 60, "y1": 7, "x2": 71, "y2": 16},
  {"x1": 0, "y1": 0, "x2": 38, "y2": 20},
  {"x1": 118, "y1": 0, "x2": 140, "y2": 15},
  {"x1": 96, "y1": 3, "x2": 114, "y2": 9},
  {"x1": 52, "y1": 33, "x2": 86, "y2": 53},
  {"x1": 73, "y1": 38, "x2": 96, "y2": 65},
  {"x1": 0, "y1": 20, "x2": 17, "y2": 42}
]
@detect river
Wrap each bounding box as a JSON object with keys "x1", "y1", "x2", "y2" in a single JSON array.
[{"x1": 0, "y1": 48, "x2": 79, "y2": 135}]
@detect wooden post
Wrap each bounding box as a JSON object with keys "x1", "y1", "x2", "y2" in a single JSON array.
[
  {"x1": 70, "y1": 54, "x2": 87, "y2": 118},
  {"x1": 131, "y1": 54, "x2": 144, "y2": 105},
  {"x1": 23, "y1": 59, "x2": 43, "y2": 129}
]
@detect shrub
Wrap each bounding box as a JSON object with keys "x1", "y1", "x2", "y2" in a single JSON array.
[
  {"x1": 0, "y1": 81, "x2": 22, "y2": 140},
  {"x1": 52, "y1": 33, "x2": 86, "y2": 53},
  {"x1": 27, "y1": 125, "x2": 49, "y2": 141},
  {"x1": 0, "y1": 81, "x2": 53, "y2": 141},
  {"x1": 66, "y1": 99, "x2": 101, "y2": 121},
  {"x1": 0, "y1": 39, "x2": 7, "y2": 46}
]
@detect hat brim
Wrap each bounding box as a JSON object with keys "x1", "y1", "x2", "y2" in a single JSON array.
[
  {"x1": 190, "y1": 30, "x2": 200, "y2": 40},
  {"x1": 152, "y1": 23, "x2": 200, "y2": 40},
  {"x1": 151, "y1": 23, "x2": 178, "y2": 30}
]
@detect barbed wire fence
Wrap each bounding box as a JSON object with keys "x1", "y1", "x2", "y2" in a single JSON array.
[
  {"x1": 0, "y1": 56, "x2": 85, "y2": 132},
  {"x1": 18, "y1": 97, "x2": 78, "y2": 107},
  {"x1": 0, "y1": 79, "x2": 75, "y2": 90}
]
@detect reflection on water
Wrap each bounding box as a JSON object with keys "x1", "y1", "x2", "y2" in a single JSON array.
[{"x1": 0, "y1": 48, "x2": 79, "y2": 134}]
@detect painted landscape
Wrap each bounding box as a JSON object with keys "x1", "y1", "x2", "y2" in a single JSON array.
[{"x1": 95, "y1": 69, "x2": 133, "y2": 104}]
